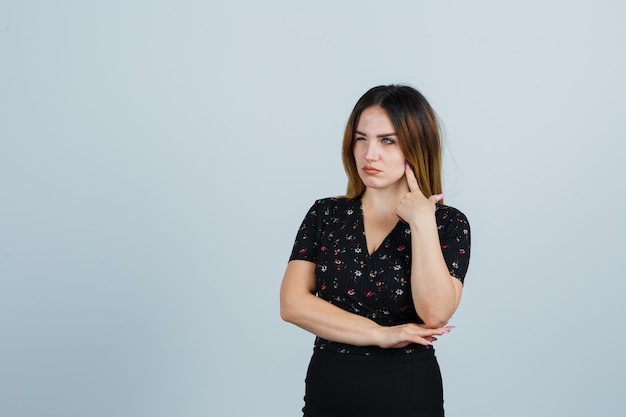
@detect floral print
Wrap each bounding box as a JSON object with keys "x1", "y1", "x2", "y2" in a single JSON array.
[{"x1": 289, "y1": 197, "x2": 471, "y2": 354}]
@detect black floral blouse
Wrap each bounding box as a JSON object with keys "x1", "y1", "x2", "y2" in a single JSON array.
[{"x1": 289, "y1": 197, "x2": 471, "y2": 355}]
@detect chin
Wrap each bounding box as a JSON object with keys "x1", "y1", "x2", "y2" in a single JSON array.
[
  {"x1": 362, "y1": 177, "x2": 405, "y2": 191},
  {"x1": 363, "y1": 180, "x2": 392, "y2": 189}
]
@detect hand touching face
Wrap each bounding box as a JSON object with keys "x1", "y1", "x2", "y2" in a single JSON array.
[{"x1": 395, "y1": 163, "x2": 444, "y2": 225}]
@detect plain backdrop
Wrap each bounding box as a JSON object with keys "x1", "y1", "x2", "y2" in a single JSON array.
[{"x1": 1, "y1": 1, "x2": 625, "y2": 416}]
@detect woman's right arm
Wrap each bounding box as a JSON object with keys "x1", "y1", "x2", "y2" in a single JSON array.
[{"x1": 279, "y1": 260, "x2": 449, "y2": 348}]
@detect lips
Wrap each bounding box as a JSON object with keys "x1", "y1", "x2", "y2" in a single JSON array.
[{"x1": 362, "y1": 166, "x2": 381, "y2": 175}]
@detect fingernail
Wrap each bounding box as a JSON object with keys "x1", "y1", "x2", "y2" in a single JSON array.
[
  {"x1": 434, "y1": 194, "x2": 444, "y2": 202},
  {"x1": 425, "y1": 340, "x2": 433, "y2": 346}
]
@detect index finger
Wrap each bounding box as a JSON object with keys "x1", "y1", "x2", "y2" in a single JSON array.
[{"x1": 404, "y1": 162, "x2": 424, "y2": 195}]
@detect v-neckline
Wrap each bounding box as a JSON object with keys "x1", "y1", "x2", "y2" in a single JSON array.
[{"x1": 359, "y1": 199, "x2": 401, "y2": 257}]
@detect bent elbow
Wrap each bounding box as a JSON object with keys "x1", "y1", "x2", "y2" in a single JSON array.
[
  {"x1": 280, "y1": 297, "x2": 301, "y2": 324},
  {"x1": 280, "y1": 305, "x2": 294, "y2": 323},
  {"x1": 418, "y1": 309, "x2": 451, "y2": 329},
  {"x1": 421, "y1": 318, "x2": 449, "y2": 329}
]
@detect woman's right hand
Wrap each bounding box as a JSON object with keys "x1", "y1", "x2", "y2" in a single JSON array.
[{"x1": 375, "y1": 323, "x2": 451, "y2": 348}]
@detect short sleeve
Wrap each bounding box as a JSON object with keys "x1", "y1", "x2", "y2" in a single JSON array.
[
  {"x1": 289, "y1": 200, "x2": 321, "y2": 263},
  {"x1": 437, "y1": 207, "x2": 471, "y2": 284}
]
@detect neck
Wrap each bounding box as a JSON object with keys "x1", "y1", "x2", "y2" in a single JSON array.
[{"x1": 361, "y1": 182, "x2": 409, "y2": 212}]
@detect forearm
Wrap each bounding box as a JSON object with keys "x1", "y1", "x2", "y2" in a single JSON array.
[
  {"x1": 281, "y1": 290, "x2": 383, "y2": 347},
  {"x1": 410, "y1": 219, "x2": 460, "y2": 328},
  {"x1": 281, "y1": 260, "x2": 450, "y2": 348}
]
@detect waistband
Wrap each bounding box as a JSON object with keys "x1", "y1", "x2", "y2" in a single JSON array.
[{"x1": 314, "y1": 337, "x2": 433, "y2": 356}]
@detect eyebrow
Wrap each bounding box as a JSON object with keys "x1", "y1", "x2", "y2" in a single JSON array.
[{"x1": 354, "y1": 130, "x2": 397, "y2": 138}]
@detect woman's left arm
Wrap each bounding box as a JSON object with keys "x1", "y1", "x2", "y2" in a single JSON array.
[
  {"x1": 407, "y1": 215, "x2": 463, "y2": 328},
  {"x1": 396, "y1": 165, "x2": 463, "y2": 328}
]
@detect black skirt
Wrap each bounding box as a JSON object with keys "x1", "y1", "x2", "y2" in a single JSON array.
[{"x1": 302, "y1": 348, "x2": 444, "y2": 417}]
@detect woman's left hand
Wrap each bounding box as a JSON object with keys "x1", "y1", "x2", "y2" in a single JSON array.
[{"x1": 395, "y1": 163, "x2": 442, "y2": 226}]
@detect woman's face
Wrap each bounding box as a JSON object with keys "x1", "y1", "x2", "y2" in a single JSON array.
[{"x1": 353, "y1": 106, "x2": 407, "y2": 191}]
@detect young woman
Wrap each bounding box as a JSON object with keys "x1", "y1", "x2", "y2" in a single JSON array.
[{"x1": 280, "y1": 85, "x2": 471, "y2": 417}]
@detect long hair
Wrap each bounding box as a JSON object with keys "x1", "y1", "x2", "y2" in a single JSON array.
[{"x1": 341, "y1": 85, "x2": 444, "y2": 201}]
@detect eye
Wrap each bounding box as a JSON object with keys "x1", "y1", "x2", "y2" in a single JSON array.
[
  {"x1": 382, "y1": 137, "x2": 396, "y2": 144},
  {"x1": 354, "y1": 136, "x2": 366, "y2": 141}
]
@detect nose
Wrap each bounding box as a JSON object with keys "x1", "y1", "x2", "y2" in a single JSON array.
[{"x1": 365, "y1": 141, "x2": 380, "y2": 161}]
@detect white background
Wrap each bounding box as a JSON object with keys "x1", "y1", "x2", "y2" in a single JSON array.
[{"x1": 1, "y1": 1, "x2": 625, "y2": 416}]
